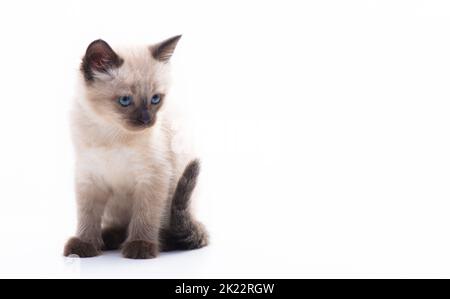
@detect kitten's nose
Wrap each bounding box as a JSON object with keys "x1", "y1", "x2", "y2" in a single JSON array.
[{"x1": 139, "y1": 109, "x2": 151, "y2": 124}]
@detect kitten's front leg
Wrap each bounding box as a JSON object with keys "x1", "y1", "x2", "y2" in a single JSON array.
[
  {"x1": 64, "y1": 180, "x2": 110, "y2": 258},
  {"x1": 122, "y1": 181, "x2": 167, "y2": 259}
]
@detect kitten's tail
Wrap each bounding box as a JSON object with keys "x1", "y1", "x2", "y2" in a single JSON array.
[
  {"x1": 161, "y1": 159, "x2": 209, "y2": 251},
  {"x1": 172, "y1": 159, "x2": 201, "y2": 212}
]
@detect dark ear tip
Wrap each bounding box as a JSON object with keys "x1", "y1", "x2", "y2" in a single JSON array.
[
  {"x1": 88, "y1": 39, "x2": 104, "y2": 46},
  {"x1": 81, "y1": 39, "x2": 122, "y2": 82},
  {"x1": 167, "y1": 35, "x2": 182, "y2": 45},
  {"x1": 151, "y1": 35, "x2": 183, "y2": 62},
  {"x1": 86, "y1": 39, "x2": 110, "y2": 52},
  {"x1": 91, "y1": 38, "x2": 106, "y2": 44}
]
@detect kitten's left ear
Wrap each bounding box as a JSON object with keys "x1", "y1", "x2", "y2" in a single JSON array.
[
  {"x1": 81, "y1": 39, "x2": 123, "y2": 82},
  {"x1": 150, "y1": 35, "x2": 182, "y2": 63}
]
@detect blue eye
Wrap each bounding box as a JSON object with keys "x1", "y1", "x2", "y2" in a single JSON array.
[
  {"x1": 151, "y1": 94, "x2": 161, "y2": 105},
  {"x1": 118, "y1": 96, "x2": 132, "y2": 107}
]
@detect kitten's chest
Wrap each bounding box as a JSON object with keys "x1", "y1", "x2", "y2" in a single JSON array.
[{"x1": 78, "y1": 146, "x2": 146, "y2": 188}]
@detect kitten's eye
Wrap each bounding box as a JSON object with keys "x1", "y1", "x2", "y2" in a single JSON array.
[
  {"x1": 150, "y1": 94, "x2": 161, "y2": 105},
  {"x1": 118, "y1": 96, "x2": 133, "y2": 107}
]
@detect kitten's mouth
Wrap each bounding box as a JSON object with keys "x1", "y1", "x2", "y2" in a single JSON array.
[{"x1": 127, "y1": 119, "x2": 152, "y2": 131}]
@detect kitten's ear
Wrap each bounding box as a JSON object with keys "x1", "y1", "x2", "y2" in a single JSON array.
[
  {"x1": 150, "y1": 35, "x2": 182, "y2": 63},
  {"x1": 81, "y1": 39, "x2": 123, "y2": 81}
]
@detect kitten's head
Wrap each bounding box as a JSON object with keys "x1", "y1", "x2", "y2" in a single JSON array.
[{"x1": 79, "y1": 36, "x2": 181, "y2": 132}]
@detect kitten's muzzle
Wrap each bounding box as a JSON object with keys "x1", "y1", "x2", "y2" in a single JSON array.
[{"x1": 137, "y1": 109, "x2": 151, "y2": 125}]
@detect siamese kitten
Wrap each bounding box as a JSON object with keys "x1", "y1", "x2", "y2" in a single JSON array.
[{"x1": 64, "y1": 36, "x2": 208, "y2": 259}]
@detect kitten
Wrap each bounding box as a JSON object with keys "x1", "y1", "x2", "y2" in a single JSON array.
[{"x1": 64, "y1": 36, "x2": 208, "y2": 259}]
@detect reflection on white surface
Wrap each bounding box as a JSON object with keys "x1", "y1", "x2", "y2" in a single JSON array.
[{"x1": 62, "y1": 249, "x2": 212, "y2": 279}]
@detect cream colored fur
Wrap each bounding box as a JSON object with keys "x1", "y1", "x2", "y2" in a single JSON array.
[{"x1": 70, "y1": 44, "x2": 192, "y2": 253}]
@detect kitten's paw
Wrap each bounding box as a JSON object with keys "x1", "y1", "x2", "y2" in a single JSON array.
[
  {"x1": 102, "y1": 227, "x2": 127, "y2": 251},
  {"x1": 122, "y1": 240, "x2": 158, "y2": 259},
  {"x1": 64, "y1": 237, "x2": 101, "y2": 258}
]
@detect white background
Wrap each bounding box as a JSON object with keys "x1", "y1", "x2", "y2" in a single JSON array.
[{"x1": 0, "y1": 0, "x2": 450, "y2": 278}]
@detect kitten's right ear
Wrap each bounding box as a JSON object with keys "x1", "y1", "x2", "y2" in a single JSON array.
[
  {"x1": 150, "y1": 35, "x2": 182, "y2": 63},
  {"x1": 81, "y1": 39, "x2": 123, "y2": 82}
]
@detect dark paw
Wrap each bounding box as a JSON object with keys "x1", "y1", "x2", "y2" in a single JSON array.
[
  {"x1": 64, "y1": 237, "x2": 101, "y2": 258},
  {"x1": 122, "y1": 240, "x2": 158, "y2": 259},
  {"x1": 102, "y1": 227, "x2": 127, "y2": 250}
]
